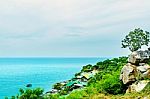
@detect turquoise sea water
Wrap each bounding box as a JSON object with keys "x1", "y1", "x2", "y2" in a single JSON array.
[{"x1": 0, "y1": 58, "x2": 107, "y2": 98}]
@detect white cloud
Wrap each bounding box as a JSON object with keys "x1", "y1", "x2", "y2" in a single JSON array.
[{"x1": 0, "y1": 0, "x2": 150, "y2": 57}]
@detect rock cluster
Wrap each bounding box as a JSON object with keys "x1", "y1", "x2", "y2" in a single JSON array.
[{"x1": 120, "y1": 49, "x2": 150, "y2": 93}]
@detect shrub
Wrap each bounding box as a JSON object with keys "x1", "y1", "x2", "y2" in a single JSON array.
[
  {"x1": 96, "y1": 72, "x2": 126, "y2": 95},
  {"x1": 66, "y1": 89, "x2": 88, "y2": 99},
  {"x1": 9, "y1": 88, "x2": 44, "y2": 99},
  {"x1": 53, "y1": 83, "x2": 63, "y2": 90},
  {"x1": 46, "y1": 94, "x2": 60, "y2": 99},
  {"x1": 81, "y1": 64, "x2": 93, "y2": 72}
]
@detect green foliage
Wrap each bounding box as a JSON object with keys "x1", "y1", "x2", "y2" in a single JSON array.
[
  {"x1": 87, "y1": 57, "x2": 127, "y2": 95},
  {"x1": 53, "y1": 83, "x2": 63, "y2": 90},
  {"x1": 81, "y1": 64, "x2": 93, "y2": 72},
  {"x1": 74, "y1": 72, "x2": 81, "y2": 77},
  {"x1": 95, "y1": 72, "x2": 126, "y2": 95},
  {"x1": 5, "y1": 97, "x2": 9, "y2": 99},
  {"x1": 46, "y1": 94, "x2": 60, "y2": 99},
  {"x1": 59, "y1": 87, "x2": 71, "y2": 95},
  {"x1": 66, "y1": 57, "x2": 128, "y2": 98},
  {"x1": 61, "y1": 57, "x2": 127, "y2": 98},
  {"x1": 66, "y1": 89, "x2": 90, "y2": 99},
  {"x1": 88, "y1": 57, "x2": 127, "y2": 85},
  {"x1": 9, "y1": 88, "x2": 44, "y2": 99},
  {"x1": 122, "y1": 28, "x2": 150, "y2": 52},
  {"x1": 11, "y1": 96, "x2": 15, "y2": 99}
]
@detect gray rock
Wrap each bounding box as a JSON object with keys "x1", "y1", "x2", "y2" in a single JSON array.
[
  {"x1": 137, "y1": 67, "x2": 146, "y2": 73},
  {"x1": 128, "y1": 51, "x2": 149, "y2": 65},
  {"x1": 120, "y1": 63, "x2": 137, "y2": 84},
  {"x1": 126, "y1": 80, "x2": 150, "y2": 93},
  {"x1": 120, "y1": 48, "x2": 150, "y2": 93},
  {"x1": 137, "y1": 64, "x2": 150, "y2": 73},
  {"x1": 26, "y1": 84, "x2": 32, "y2": 87},
  {"x1": 139, "y1": 63, "x2": 146, "y2": 66}
]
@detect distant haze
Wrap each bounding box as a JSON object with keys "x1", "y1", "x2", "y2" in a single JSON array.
[{"x1": 0, "y1": 0, "x2": 150, "y2": 57}]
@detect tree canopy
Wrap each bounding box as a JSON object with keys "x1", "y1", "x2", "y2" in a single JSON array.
[{"x1": 122, "y1": 28, "x2": 150, "y2": 52}]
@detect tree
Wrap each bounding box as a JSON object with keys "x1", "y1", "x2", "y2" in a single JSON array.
[
  {"x1": 122, "y1": 28, "x2": 150, "y2": 52},
  {"x1": 9, "y1": 88, "x2": 44, "y2": 99}
]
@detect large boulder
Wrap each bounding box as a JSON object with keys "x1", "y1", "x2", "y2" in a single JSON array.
[
  {"x1": 137, "y1": 63, "x2": 150, "y2": 79},
  {"x1": 126, "y1": 80, "x2": 150, "y2": 93},
  {"x1": 128, "y1": 51, "x2": 149, "y2": 65},
  {"x1": 120, "y1": 63, "x2": 150, "y2": 85},
  {"x1": 120, "y1": 63, "x2": 137, "y2": 84}
]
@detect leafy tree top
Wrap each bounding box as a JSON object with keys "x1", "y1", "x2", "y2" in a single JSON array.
[{"x1": 121, "y1": 28, "x2": 150, "y2": 52}]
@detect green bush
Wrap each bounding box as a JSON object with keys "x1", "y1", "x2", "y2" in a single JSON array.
[
  {"x1": 66, "y1": 57, "x2": 128, "y2": 98},
  {"x1": 53, "y1": 83, "x2": 63, "y2": 90},
  {"x1": 81, "y1": 64, "x2": 93, "y2": 72},
  {"x1": 59, "y1": 87, "x2": 71, "y2": 95},
  {"x1": 88, "y1": 57, "x2": 127, "y2": 85},
  {"x1": 9, "y1": 88, "x2": 44, "y2": 99},
  {"x1": 95, "y1": 72, "x2": 126, "y2": 95},
  {"x1": 46, "y1": 94, "x2": 60, "y2": 99},
  {"x1": 66, "y1": 89, "x2": 88, "y2": 99}
]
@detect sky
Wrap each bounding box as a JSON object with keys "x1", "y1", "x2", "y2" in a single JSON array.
[{"x1": 0, "y1": 0, "x2": 150, "y2": 57}]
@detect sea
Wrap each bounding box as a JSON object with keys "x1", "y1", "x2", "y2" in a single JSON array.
[{"x1": 0, "y1": 57, "x2": 107, "y2": 98}]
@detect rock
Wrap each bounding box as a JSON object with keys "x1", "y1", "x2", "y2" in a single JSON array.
[
  {"x1": 137, "y1": 64, "x2": 150, "y2": 73},
  {"x1": 137, "y1": 96, "x2": 141, "y2": 99},
  {"x1": 126, "y1": 80, "x2": 150, "y2": 93},
  {"x1": 128, "y1": 51, "x2": 149, "y2": 65},
  {"x1": 48, "y1": 89, "x2": 59, "y2": 94},
  {"x1": 136, "y1": 64, "x2": 150, "y2": 79},
  {"x1": 120, "y1": 48, "x2": 150, "y2": 93},
  {"x1": 26, "y1": 84, "x2": 32, "y2": 87},
  {"x1": 120, "y1": 63, "x2": 137, "y2": 84},
  {"x1": 137, "y1": 66, "x2": 147, "y2": 73},
  {"x1": 128, "y1": 51, "x2": 141, "y2": 64},
  {"x1": 120, "y1": 63, "x2": 150, "y2": 85},
  {"x1": 143, "y1": 70, "x2": 150, "y2": 78},
  {"x1": 143, "y1": 97, "x2": 148, "y2": 99}
]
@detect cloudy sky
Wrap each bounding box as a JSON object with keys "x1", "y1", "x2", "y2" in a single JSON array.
[{"x1": 0, "y1": 0, "x2": 150, "y2": 57}]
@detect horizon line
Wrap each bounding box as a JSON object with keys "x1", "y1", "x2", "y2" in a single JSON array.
[{"x1": 0, "y1": 56, "x2": 116, "y2": 58}]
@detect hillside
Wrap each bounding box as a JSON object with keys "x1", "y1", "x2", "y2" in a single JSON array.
[{"x1": 48, "y1": 57, "x2": 128, "y2": 99}]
